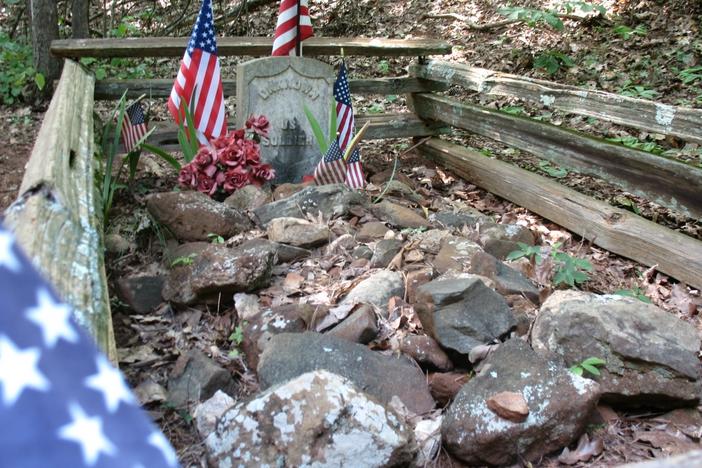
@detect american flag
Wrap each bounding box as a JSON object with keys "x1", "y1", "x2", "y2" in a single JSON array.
[
  {"x1": 313, "y1": 139, "x2": 346, "y2": 185},
  {"x1": 168, "y1": 0, "x2": 227, "y2": 142},
  {"x1": 120, "y1": 101, "x2": 148, "y2": 153},
  {"x1": 334, "y1": 62, "x2": 365, "y2": 189},
  {"x1": 271, "y1": 0, "x2": 314, "y2": 56},
  {"x1": 0, "y1": 224, "x2": 179, "y2": 468}
]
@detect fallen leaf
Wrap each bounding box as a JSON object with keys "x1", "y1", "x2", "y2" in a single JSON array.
[{"x1": 558, "y1": 433, "x2": 604, "y2": 465}]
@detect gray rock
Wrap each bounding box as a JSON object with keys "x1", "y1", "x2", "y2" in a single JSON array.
[
  {"x1": 370, "y1": 239, "x2": 403, "y2": 268},
  {"x1": 193, "y1": 390, "x2": 236, "y2": 437},
  {"x1": 162, "y1": 243, "x2": 276, "y2": 305},
  {"x1": 325, "y1": 305, "x2": 379, "y2": 344},
  {"x1": 104, "y1": 233, "x2": 132, "y2": 254},
  {"x1": 356, "y1": 221, "x2": 392, "y2": 243},
  {"x1": 433, "y1": 235, "x2": 482, "y2": 273},
  {"x1": 254, "y1": 184, "x2": 366, "y2": 227},
  {"x1": 168, "y1": 350, "x2": 237, "y2": 408},
  {"x1": 431, "y1": 209, "x2": 492, "y2": 229},
  {"x1": 371, "y1": 201, "x2": 431, "y2": 229},
  {"x1": 478, "y1": 223, "x2": 535, "y2": 260},
  {"x1": 146, "y1": 191, "x2": 252, "y2": 242},
  {"x1": 116, "y1": 275, "x2": 164, "y2": 314},
  {"x1": 381, "y1": 180, "x2": 424, "y2": 203},
  {"x1": 352, "y1": 245, "x2": 374, "y2": 260},
  {"x1": 223, "y1": 184, "x2": 271, "y2": 211},
  {"x1": 416, "y1": 229, "x2": 452, "y2": 254},
  {"x1": 266, "y1": 217, "x2": 331, "y2": 248},
  {"x1": 240, "y1": 303, "x2": 311, "y2": 371},
  {"x1": 400, "y1": 335, "x2": 453, "y2": 371},
  {"x1": 205, "y1": 371, "x2": 415, "y2": 468},
  {"x1": 442, "y1": 339, "x2": 601, "y2": 466},
  {"x1": 341, "y1": 270, "x2": 404, "y2": 309},
  {"x1": 470, "y1": 251, "x2": 540, "y2": 304},
  {"x1": 239, "y1": 238, "x2": 310, "y2": 264},
  {"x1": 258, "y1": 332, "x2": 435, "y2": 414},
  {"x1": 416, "y1": 277, "x2": 516, "y2": 356},
  {"x1": 531, "y1": 291, "x2": 702, "y2": 408}
]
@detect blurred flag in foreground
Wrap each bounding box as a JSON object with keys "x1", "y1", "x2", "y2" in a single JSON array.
[
  {"x1": 313, "y1": 139, "x2": 346, "y2": 185},
  {"x1": 0, "y1": 224, "x2": 179, "y2": 468},
  {"x1": 168, "y1": 0, "x2": 227, "y2": 142}
]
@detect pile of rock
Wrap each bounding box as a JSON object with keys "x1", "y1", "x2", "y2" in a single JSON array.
[{"x1": 116, "y1": 182, "x2": 700, "y2": 467}]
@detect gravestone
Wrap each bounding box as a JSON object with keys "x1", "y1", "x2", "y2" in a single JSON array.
[{"x1": 237, "y1": 57, "x2": 334, "y2": 184}]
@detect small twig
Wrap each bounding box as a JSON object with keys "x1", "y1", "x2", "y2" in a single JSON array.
[{"x1": 372, "y1": 137, "x2": 431, "y2": 204}]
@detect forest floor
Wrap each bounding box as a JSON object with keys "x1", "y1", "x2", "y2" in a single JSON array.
[{"x1": 1, "y1": 0, "x2": 701, "y2": 466}]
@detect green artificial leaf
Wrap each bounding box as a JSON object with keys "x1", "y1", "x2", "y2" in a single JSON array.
[
  {"x1": 34, "y1": 73, "x2": 45, "y2": 90},
  {"x1": 328, "y1": 100, "x2": 337, "y2": 146},
  {"x1": 581, "y1": 363, "x2": 601, "y2": 376},
  {"x1": 582, "y1": 357, "x2": 606, "y2": 366},
  {"x1": 303, "y1": 104, "x2": 328, "y2": 154}
]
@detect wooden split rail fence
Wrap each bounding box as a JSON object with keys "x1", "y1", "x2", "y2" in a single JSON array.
[{"x1": 6, "y1": 36, "x2": 702, "y2": 357}]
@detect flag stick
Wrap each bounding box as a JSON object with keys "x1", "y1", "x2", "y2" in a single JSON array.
[
  {"x1": 295, "y1": 0, "x2": 302, "y2": 56},
  {"x1": 343, "y1": 121, "x2": 370, "y2": 162}
]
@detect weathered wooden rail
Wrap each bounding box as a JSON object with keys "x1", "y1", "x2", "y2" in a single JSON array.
[
  {"x1": 407, "y1": 61, "x2": 702, "y2": 291},
  {"x1": 3, "y1": 60, "x2": 117, "y2": 361},
  {"x1": 51, "y1": 37, "x2": 453, "y2": 58}
]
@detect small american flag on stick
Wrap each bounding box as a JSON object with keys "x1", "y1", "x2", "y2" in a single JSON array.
[
  {"x1": 168, "y1": 0, "x2": 227, "y2": 142},
  {"x1": 334, "y1": 62, "x2": 366, "y2": 189},
  {"x1": 272, "y1": 0, "x2": 314, "y2": 56},
  {"x1": 120, "y1": 101, "x2": 148, "y2": 153},
  {"x1": 313, "y1": 139, "x2": 346, "y2": 185}
]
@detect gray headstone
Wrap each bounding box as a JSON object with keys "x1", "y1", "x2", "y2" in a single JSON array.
[{"x1": 236, "y1": 57, "x2": 333, "y2": 184}]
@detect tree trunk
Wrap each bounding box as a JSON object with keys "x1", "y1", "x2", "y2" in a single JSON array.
[
  {"x1": 29, "y1": 0, "x2": 61, "y2": 97},
  {"x1": 72, "y1": 0, "x2": 90, "y2": 38}
]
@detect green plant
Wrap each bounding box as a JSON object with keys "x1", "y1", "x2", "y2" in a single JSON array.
[
  {"x1": 552, "y1": 250, "x2": 594, "y2": 286},
  {"x1": 679, "y1": 66, "x2": 702, "y2": 85},
  {"x1": 606, "y1": 135, "x2": 664, "y2": 155},
  {"x1": 208, "y1": 233, "x2": 225, "y2": 244},
  {"x1": 501, "y1": 105, "x2": 526, "y2": 116},
  {"x1": 534, "y1": 51, "x2": 574, "y2": 75},
  {"x1": 498, "y1": 7, "x2": 564, "y2": 30},
  {"x1": 0, "y1": 33, "x2": 44, "y2": 104},
  {"x1": 614, "y1": 288, "x2": 652, "y2": 303},
  {"x1": 377, "y1": 60, "x2": 390, "y2": 75},
  {"x1": 570, "y1": 357, "x2": 606, "y2": 377},
  {"x1": 563, "y1": 2, "x2": 607, "y2": 15},
  {"x1": 538, "y1": 160, "x2": 568, "y2": 178},
  {"x1": 170, "y1": 253, "x2": 197, "y2": 268},
  {"x1": 367, "y1": 102, "x2": 385, "y2": 114},
  {"x1": 612, "y1": 24, "x2": 647, "y2": 40},
  {"x1": 620, "y1": 81, "x2": 658, "y2": 99},
  {"x1": 506, "y1": 242, "x2": 544, "y2": 262},
  {"x1": 507, "y1": 242, "x2": 593, "y2": 287},
  {"x1": 175, "y1": 97, "x2": 200, "y2": 163},
  {"x1": 228, "y1": 324, "x2": 246, "y2": 358}
]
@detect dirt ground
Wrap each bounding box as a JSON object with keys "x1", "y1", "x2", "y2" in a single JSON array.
[{"x1": 1, "y1": 0, "x2": 701, "y2": 466}]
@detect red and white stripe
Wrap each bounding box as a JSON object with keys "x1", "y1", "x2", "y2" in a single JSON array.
[
  {"x1": 168, "y1": 49, "x2": 227, "y2": 142},
  {"x1": 314, "y1": 159, "x2": 346, "y2": 185},
  {"x1": 345, "y1": 160, "x2": 365, "y2": 189},
  {"x1": 121, "y1": 120, "x2": 147, "y2": 153},
  {"x1": 336, "y1": 102, "x2": 354, "y2": 151},
  {"x1": 272, "y1": 0, "x2": 314, "y2": 56}
]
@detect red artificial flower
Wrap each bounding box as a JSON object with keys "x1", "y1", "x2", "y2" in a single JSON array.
[
  {"x1": 251, "y1": 163, "x2": 275, "y2": 183},
  {"x1": 246, "y1": 115, "x2": 270, "y2": 139},
  {"x1": 218, "y1": 139, "x2": 246, "y2": 167},
  {"x1": 178, "y1": 164, "x2": 198, "y2": 188},
  {"x1": 223, "y1": 165, "x2": 251, "y2": 192},
  {"x1": 196, "y1": 171, "x2": 218, "y2": 196}
]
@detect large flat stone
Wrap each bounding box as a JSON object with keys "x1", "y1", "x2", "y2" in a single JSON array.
[
  {"x1": 254, "y1": 184, "x2": 366, "y2": 227},
  {"x1": 340, "y1": 270, "x2": 404, "y2": 309},
  {"x1": 442, "y1": 339, "x2": 601, "y2": 466},
  {"x1": 146, "y1": 191, "x2": 252, "y2": 242},
  {"x1": 205, "y1": 371, "x2": 415, "y2": 467},
  {"x1": 531, "y1": 291, "x2": 702, "y2": 408},
  {"x1": 258, "y1": 332, "x2": 435, "y2": 414}
]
